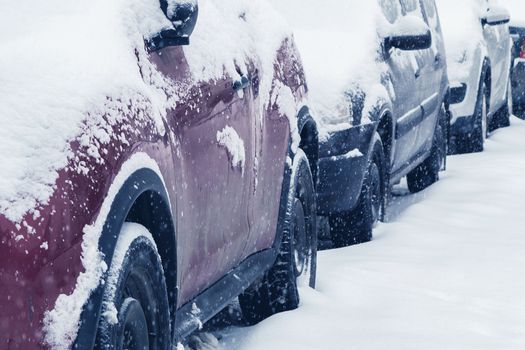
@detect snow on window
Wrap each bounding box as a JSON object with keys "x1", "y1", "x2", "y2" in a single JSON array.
[{"x1": 217, "y1": 126, "x2": 246, "y2": 174}]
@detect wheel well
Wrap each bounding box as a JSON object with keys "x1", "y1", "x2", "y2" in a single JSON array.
[
  {"x1": 125, "y1": 190, "x2": 177, "y2": 332},
  {"x1": 483, "y1": 60, "x2": 492, "y2": 108},
  {"x1": 299, "y1": 118, "x2": 319, "y2": 186},
  {"x1": 376, "y1": 113, "x2": 393, "y2": 169}
]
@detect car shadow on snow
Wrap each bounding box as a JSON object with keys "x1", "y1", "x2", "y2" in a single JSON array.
[{"x1": 384, "y1": 179, "x2": 428, "y2": 223}]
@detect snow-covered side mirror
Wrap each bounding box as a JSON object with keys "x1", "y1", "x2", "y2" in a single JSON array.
[
  {"x1": 385, "y1": 15, "x2": 432, "y2": 52},
  {"x1": 149, "y1": 0, "x2": 199, "y2": 51},
  {"x1": 482, "y1": 5, "x2": 511, "y2": 26}
]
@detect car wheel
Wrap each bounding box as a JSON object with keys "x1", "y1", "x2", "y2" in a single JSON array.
[
  {"x1": 239, "y1": 149, "x2": 317, "y2": 325},
  {"x1": 330, "y1": 135, "x2": 386, "y2": 248},
  {"x1": 96, "y1": 223, "x2": 171, "y2": 350},
  {"x1": 461, "y1": 81, "x2": 488, "y2": 153},
  {"x1": 407, "y1": 107, "x2": 446, "y2": 194}
]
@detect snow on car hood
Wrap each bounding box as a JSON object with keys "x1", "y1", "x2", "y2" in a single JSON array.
[
  {"x1": 435, "y1": 0, "x2": 489, "y2": 83},
  {"x1": 502, "y1": 0, "x2": 525, "y2": 27},
  {"x1": 268, "y1": 0, "x2": 389, "y2": 138},
  {"x1": 0, "y1": 0, "x2": 174, "y2": 224},
  {"x1": 0, "y1": 0, "x2": 291, "y2": 225}
]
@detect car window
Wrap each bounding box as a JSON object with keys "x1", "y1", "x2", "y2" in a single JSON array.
[
  {"x1": 378, "y1": 0, "x2": 401, "y2": 24},
  {"x1": 400, "y1": 0, "x2": 425, "y2": 20},
  {"x1": 420, "y1": 0, "x2": 436, "y2": 19},
  {"x1": 399, "y1": 0, "x2": 419, "y2": 14}
]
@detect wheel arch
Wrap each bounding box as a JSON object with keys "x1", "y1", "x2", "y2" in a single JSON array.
[
  {"x1": 74, "y1": 164, "x2": 177, "y2": 349},
  {"x1": 297, "y1": 106, "x2": 319, "y2": 187},
  {"x1": 374, "y1": 107, "x2": 395, "y2": 172},
  {"x1": 482, "y1": 57, "x2": 492, "y2": 108}
]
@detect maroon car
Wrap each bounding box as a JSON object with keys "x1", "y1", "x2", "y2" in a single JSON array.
[{"x1": 0, "y1": 1, "x2": 318, "y2": 348}]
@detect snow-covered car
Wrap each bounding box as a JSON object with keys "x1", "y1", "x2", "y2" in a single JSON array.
[
  {"x1": 0, "y1": 1, "x2": 319, "y2": 348},
  {"x1": 270, "y1": 0, "x2": 450, "y2": 247},
  {"x1": 504, "y1": 0, "x2": 525, "y2": 116},
  {"x1": 436, "y1": 0, "x2": 512, "y2": 154}
]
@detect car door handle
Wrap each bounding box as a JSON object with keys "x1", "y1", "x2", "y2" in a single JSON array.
[{"x1": 233, "y1": 75, "x2": 251, "y2": 91}]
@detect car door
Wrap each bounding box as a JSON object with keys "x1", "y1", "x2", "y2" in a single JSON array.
[
  {"x1": 484, "y1": 0, "x2": 512, "y2": 112},
  {"x1": 148, "y1": 45, "x2": 255, "y2": 306},
  {"x1": 381, "y1": 0, "x2": 422, "y2": 175},
  {"x1": 413, "y1": 0, "x2": 446, "y2": 154}
]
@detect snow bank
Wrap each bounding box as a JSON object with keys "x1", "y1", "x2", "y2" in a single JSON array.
[
  {"x1": 267, "y1": 0, "x2": 389, "y2": 136},
  {"x1": 218, "y1": 117, "x2": 525, "y2": 350}
]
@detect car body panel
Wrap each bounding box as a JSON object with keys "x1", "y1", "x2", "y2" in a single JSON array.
[{"x1": 0, "y1": 3, "x2": 308, "y2": 349}]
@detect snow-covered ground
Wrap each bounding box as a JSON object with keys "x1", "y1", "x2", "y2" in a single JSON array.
[{"x1": 197, "y1": 116, "x2": 525, "y2": 349}]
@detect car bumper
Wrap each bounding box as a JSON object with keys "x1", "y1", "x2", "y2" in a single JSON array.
[
  {"x1": 449, "y1": 114, "x2": 475, "y2": 137},
  {"x1": 317, "y1": 123, "x2": 375, "y2": 215}
]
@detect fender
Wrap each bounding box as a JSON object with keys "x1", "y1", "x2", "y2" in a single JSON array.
[
  {"x1": 371, "y1": 103, "x2": 395, "y2": 166},
  {"x1": 296, "y1": 105, "x2": 316, "y2": 136},
  {"x1": 73, "y1": 162, "x2": 175, "y2": 349},
  {"x1": 296, "y1": 105, "x2": 319, "y2": 184}
]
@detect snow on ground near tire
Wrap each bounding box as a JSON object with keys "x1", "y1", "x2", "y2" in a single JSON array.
[{"x1": 217, "y1": 117, "x2": 525, "y2": 349}]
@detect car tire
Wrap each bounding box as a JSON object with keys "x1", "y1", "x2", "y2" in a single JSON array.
[
  {"x1": 407, "y1": 108, "x2": 446, "y2": 194},
  {"x1": 460, "y1": 80, "x2": 488, "y2": 153},
  {"x1": 329, "y1": 135, "x2": 386, "y2": 248},
  {"x1": 239, "y1": 149, "x2": 317, "y2": 325},
  {"x1": 96, "y1": 223, "x2": 171, "y2": 350}
]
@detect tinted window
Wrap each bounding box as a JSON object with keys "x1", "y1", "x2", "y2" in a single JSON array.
[{"x1": 378, "y1": 0, "x2": 401, "y2": 24}]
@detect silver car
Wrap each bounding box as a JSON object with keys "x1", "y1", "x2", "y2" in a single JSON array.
[{"x1": 437, "y1": 0, "x2": 512, "y2": 153}]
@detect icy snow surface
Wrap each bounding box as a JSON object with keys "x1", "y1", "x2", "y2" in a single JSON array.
[{"x1": 212, "y1": 117, "x2": 525, "y2": 349}]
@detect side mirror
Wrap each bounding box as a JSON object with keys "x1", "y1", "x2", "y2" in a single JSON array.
[
  {"x1": 384, "y1": 16, "x2": 432, "y2": 52},
  {"x1": 148, "y1": 0, "x2": 199, "y2": 51},
  {"x1": 482, "y1": 5, "x2": 510, "y2": 26},
  {"x1": 385, "y1": 15, "x2": 432, "y2": 52},
  {"x1": 385, "y1": 31, "x2": 432, "y2": 51}
]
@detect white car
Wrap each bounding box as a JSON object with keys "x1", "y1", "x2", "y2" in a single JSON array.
[{"x1": 436, "y1": 0, "x2": 512, "y2": 153}]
